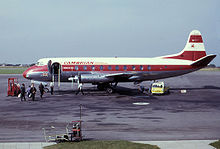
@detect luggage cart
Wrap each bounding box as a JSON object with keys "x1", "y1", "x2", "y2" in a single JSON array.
[
  {"x1": 43, "y1": 120, "x2": 83, "y2": 143},
  {"x1": 42, "y1": 126, "x2": 69, "y2": 143},
  {"x1": 68, "y1": 121, "x2": 82, "y2": 141}
]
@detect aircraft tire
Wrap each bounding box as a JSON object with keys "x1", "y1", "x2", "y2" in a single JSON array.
[{"x1": 106, "y1": 87, "x2": 114, "y2": 94}]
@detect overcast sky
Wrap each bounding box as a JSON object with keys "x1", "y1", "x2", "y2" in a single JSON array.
[{"x1": 0, "y1": 0, "x2": 219, "y2": 65}]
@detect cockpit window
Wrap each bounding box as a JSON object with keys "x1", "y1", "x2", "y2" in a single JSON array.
[
  {"x1": 36, "y1": 61, "x2": 45, "y2": 66},
  {"x1": 36, "y1": 59, "x2": 48, "y2": 66}
]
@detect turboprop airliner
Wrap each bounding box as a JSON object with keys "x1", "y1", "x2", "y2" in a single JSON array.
[{"x1": 23, "y1": 30, "x2": 216, "y2": 93}]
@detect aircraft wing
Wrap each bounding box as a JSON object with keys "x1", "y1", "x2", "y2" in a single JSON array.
[
  {"x1": 104, "y1": 72, "x2": 135, "y2": 78},
  {"x1": 104, "y1": 72, "x2": 138, "y2": 82},
  {"x1": 105, "y1": 72, "x2": 129, "y2": 77}
]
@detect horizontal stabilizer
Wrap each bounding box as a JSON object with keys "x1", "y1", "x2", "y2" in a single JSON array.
[{"x1": 191, "y1": 54, "x2": 216, "y2": 66}]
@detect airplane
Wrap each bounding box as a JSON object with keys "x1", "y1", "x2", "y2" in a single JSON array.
[{"x1": 23, "y1": 30, "x2": 216, "y2": 93}]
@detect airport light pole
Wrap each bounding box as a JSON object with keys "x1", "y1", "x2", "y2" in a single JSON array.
[
  {"x1": 79, "y1": 104, "x2": 82, "y2": 121},
  {"x1": 79, "y1": 104, "x2": 82, "y2": 140}
]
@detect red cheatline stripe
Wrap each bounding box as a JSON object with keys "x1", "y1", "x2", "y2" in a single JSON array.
[
  {"x1": 189, "y1": 35, "x2": 203, "y2": 43},
  {"x1": 29, "y1": 64, "x2": 193, "y2": 72},
  {"x1": 32, "y1": 65, "x2": 48, "y2": 72},
  {"x1": 61, "y1": 64, "x2": 193, "y2": 71},
  {"x1": 163, "y1": 51, "x2": 206, "y2": 61},
  {"x1": 28, "y1": 64, "x2": 197, "y2": 72}
]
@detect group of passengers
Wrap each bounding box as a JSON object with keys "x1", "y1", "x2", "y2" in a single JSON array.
[
  {"x1": 18, "y1": 81, "x2": 84, "y2": 101},
  {"x1": 19, "y1": 82, "x2": 54, "y2": 101}
]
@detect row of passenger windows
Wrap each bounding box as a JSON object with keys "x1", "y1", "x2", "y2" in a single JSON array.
[{"x1": 73, "y1": 65, "x2": 152, "y2": 71}]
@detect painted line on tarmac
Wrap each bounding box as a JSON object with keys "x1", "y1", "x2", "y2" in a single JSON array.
[
  {"x1": 133, "y1": 102, "x2": 150, "y2": 105},
  {"x1": 53, "y1": 95, "x2": 63, "y2": 96}
]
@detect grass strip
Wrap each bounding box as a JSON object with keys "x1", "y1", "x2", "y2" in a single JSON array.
[
  {"x1": 44, "y1": 140, "x2": 160, "y2": 149},
  {"x1": 200, "y1": 68, "x2": 220, "y2": 71},
  {"x1": 0, "y1": 68, "x2": 27, "y2": 74},
  {"x1": 210, "y1": 140, "x2": 220, "y2": 149}
]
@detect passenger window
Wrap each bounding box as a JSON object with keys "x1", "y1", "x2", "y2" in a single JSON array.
[
  {"x1": 108, "y1": 65, "x2": 112, "y2": 70},
  {"x1": 147, "y1": 65, "x2": 151, "y2": 70},
  {"x1": 115, "y1": 65, "x2": 119, "y2": 70},
  {"x1": 75, "y1": 66, "x2": 79, "y2": 71},
  {"x1": 91, "y1": 65, "x2": 95, "y2": 71},
  {"x1": 83, "y1": 66, "x2": 87, "y2": 70},
  {"x1": 100, "y1": 65, "x2": 103, "y2": 70},
  {"x1": 140, "y1": 65, "x2": 143, "y2": 70},
  {"x1": 165, "y1": 66, "x2": 167, "y2": 69},
  {"x1": 123, "y1": 65, "x2": 127, "y2": 70},
  {"x1": 132, "y1": 65, "x2": 136, "y2": 70}
]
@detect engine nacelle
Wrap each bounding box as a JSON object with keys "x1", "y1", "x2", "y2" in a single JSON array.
[{"x1": 80, "y1": 74, "x2": 113, "y2": 83}]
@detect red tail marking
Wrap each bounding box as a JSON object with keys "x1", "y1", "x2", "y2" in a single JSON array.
[
  {"x1": 189, "y1": 35, "x2": 203, "y2": 43},
  {"x1": 164, "y1": 51, "x2": 206, "y2": 61}
]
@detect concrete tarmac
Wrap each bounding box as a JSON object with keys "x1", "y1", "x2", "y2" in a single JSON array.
[{"x1": 0, "y1": 71, "x2": 220, "y2": 142}]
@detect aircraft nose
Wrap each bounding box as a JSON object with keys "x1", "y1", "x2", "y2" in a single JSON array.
[
  {"x1": 23, "y1": 67, "x2": 34, "y2": 79},
  {"x1": 23, "y1": 69, "x2": 29, "y2": 79}
]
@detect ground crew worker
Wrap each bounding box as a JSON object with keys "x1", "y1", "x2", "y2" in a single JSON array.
[
  {"x1": 39, "y1": 83, "x2": 44, "y2": 99},
  {"x1": 50, "y1": 82, "x2": 54, "y2": 95},
  {"x1": 76, "y1": 83, "x2": 84, "y2": 95},
  {"x1": 30, "y1": 83, "x2": 36, "y2": 101},
  {"x1": 20, "y1": 83, "x2": 26, "y2": 101},
  {"x1": 15, "y1": 83, "x2": 21, "y2": 96},
  {"x1": 137, "y1": 84, "x2": 145, "y2": 93}
]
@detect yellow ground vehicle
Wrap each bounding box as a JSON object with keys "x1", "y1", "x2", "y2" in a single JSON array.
[{"x1": 150, "y1": 81, "x2": 170, "y2": 95}]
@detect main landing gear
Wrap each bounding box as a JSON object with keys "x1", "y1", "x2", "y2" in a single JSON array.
[{"x1": 97, "y1": 82, "x2": 118, "y2": 94}]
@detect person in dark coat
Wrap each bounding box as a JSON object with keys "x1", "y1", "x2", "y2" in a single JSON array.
[
  {"x1": 39, "y1": 83, "x2": 44, "y2": 99},
  {"x1": 20, "y1": 83, "x2": 26, "y2": 101},
  {"x1": 30, "y1": 83, "x2": 36, "y2": 101}
]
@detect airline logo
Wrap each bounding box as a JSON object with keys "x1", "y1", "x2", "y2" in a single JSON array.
[
  {"x1": 189, "y1": 35, "x2": 203, "y2": 43},
  {"x1": 64, "y1": 61, "x2": 94, "y2": 65},
  {"x1": 42, "y1": 72, "x2": 48, "y2": 77}
]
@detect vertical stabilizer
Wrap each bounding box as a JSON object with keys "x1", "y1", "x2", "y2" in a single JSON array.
[{"x1": 163, "y1": 30, "x2": 207, "y2": 61}]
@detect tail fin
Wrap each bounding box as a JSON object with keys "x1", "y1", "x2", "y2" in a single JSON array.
[{"x1": 163, "y1": 30, "x2": 207, "y2": 61}]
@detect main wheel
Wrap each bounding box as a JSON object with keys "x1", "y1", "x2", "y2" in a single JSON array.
[{"x1": 106, "y1": 87, "x2": 114, "y2": 94}]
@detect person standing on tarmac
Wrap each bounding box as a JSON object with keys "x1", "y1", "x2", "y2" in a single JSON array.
[
  {"x1": 30, "y1": 83, "x2": 36, "y2": 101},
  {"x1": 39, "y1": 83, "x2": 44, "y2": 99},
  {"x1": 50, "y1": 82, "x2": 54, "y2": 95},
  {"x1": 76, "y1": 83, "x2": 84, "y2": 95},
  {"x1": 26, "y1": 85, "x2": 31, "y2": 98},
  {"x1": 20, "y1": 83, "x2": 26, "y2": 101}
]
